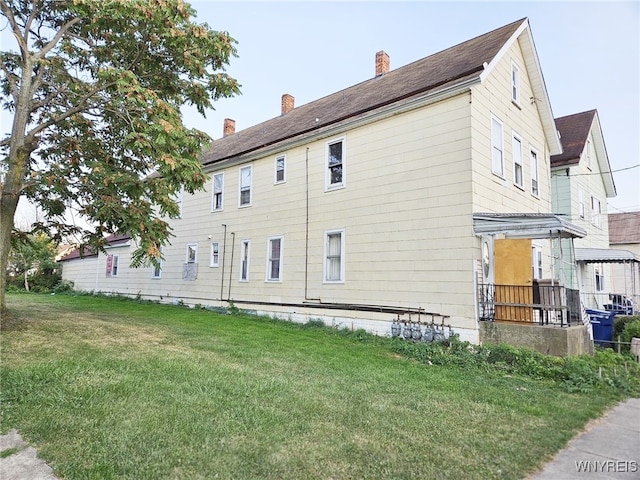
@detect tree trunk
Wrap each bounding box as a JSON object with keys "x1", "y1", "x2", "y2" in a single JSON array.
[{"x1": 0, "y1": 190, "x2": 20, "y2": 316}]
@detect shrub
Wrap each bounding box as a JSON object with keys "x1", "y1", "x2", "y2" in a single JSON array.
[
  {"x1": 619, "y1": 319, "x2": 640, "y2": 354},
  {"x1": 613, "y1": 315, "x2": 639, "y2": 339}
]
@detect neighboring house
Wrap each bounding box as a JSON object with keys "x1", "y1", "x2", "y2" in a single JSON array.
[
  {"x1": 60, "y1": 18, "x2": 593, "y2": 352},
  {"x1": 549, "y1": 110, "x2": 629, "y2": 312},
  {"x1": 60, "y1": 234, "x2": 131, "y2": 292},
  {"x1": 607, "y1": 212, "x2": 640, "y2": 313}
]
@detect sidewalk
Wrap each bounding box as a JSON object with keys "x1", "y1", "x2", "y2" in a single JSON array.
[{"x1": 530, "y1": 397, "x2": 640, "y2": 479}]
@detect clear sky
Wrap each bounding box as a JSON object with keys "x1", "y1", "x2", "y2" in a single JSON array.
[{"x1": 184, "y1": 0, "x2": 640, "y2": 214}]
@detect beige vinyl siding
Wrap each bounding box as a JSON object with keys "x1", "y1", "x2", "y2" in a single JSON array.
[{"x1": 470, "y1": 39, "x2": 551, "y2": 215}]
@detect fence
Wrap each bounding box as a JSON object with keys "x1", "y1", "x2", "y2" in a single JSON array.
[{"x1": 478, "y1": 283, "x2": 581, "y2": 327}]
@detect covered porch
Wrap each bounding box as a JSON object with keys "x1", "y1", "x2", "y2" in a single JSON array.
[
  {"x1": 473, "y1": 213, "x2": 592, "y2": 355},
  {"x1": 575, "y1": 248, "x2": 640, "y2": 316}
]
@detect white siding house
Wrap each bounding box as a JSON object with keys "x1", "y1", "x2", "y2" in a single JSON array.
[{"x1": 61, "y1": 18, "x2": 594, "y2": 350}]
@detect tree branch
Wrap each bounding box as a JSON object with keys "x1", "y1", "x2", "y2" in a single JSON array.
[
  {"x1": 0, "y1": 0, "x2": 28, "y2": 55},
  {"x1": 0, "y1": 55, "x2": 19, "y2": 102},
  {"x1": 35, "y1": 16, "x2": 82, "y2": 60}
]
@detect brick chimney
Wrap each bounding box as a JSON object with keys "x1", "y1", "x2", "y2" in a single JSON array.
[
  {"x1": 281, "y1": 94, "x2": 295, "y2": 115},
  {"x1": 375, "y1": 51, "x2": 389, "y2": 76},
  {"x1": 223, "y1": 118, "x2": 235, "y2": 137}
]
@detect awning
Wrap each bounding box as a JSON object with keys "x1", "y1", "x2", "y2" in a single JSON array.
[
  {"x1": 473, "y1": 213, "x2": 587, "y2": 239},
  {"x1": 575, "y1": 248, "x2": 640, "y2": 263}
]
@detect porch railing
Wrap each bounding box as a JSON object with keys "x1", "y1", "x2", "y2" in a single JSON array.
[{"x1": 478, "y1": 283, "x2": 582, "y2": 327}]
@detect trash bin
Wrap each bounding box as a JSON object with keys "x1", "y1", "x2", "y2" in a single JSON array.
[{"x1": 587, "y1": 308, "x2": 615, "y2": 347}]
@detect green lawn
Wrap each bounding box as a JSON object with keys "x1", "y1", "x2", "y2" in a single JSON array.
[{"x1": 0, "y1": 293, "x2": 627, "y2": 479}]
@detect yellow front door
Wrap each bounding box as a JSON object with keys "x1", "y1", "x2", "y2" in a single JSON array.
[{"x1": 494, "y1": 238, "x2": 533, "y2": 322}]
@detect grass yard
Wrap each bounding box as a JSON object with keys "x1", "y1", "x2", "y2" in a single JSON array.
[{"x1": 0, "y1": 293, "x2": 631, "y2": 479}]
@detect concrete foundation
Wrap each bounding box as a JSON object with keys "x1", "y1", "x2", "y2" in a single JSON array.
[{"x1": 479, "y1": 321, "x2": 594, "y2": 356}]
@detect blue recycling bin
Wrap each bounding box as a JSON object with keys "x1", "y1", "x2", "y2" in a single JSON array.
[{"x1": 587, "y1": 308, "x2": 615, "y2": 347}]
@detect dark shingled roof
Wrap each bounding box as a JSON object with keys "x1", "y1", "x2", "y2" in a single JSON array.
[
  {"x1": 609, "y1": 212, "x2": 640, "y2": 245},
  {"x1": 551, "y1": 110, "x2": 596, "y2": 167},
  {"x1": 59, "y1": 233, "x2": 131, "y2": 262},
  {"x1": 201, "y1": 18, "x2": 527, "y2": 167}
]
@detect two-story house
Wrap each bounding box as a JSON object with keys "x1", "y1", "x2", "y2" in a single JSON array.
[{"x1": 61, "y1": 18, "x2": 592, "y2": 352}]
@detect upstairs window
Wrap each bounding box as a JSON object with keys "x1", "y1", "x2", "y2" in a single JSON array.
[
  {"x1": 239, "y1": 165, "x2": 252, "y2": 207},
  {"x1": 266, "y1": 236, "x2": 283, "y2": 282},
  {"x1": 275, "y1": 155, "x2": 286, "y2": 184},
  {"x1": 586, "y1": 139, "x2": 592, "y2": 170},
  {"x1": 491, "y1": 116, "x2": 504, "y2": 177},
  {"x1": 578, "y1": 185, "x2": 585, "y2": 219},
  {"x1": 530, "y1": 148, "x2": 539, "y2": 196},
  {"x1": 173, "y1": 186, "x2": 184, "y2": 218},
  {"x1": 212, "y1": 173, "x2": 224, "y2": 211},
  {"x1": 512, "y1": 133, "x2": 523, "y2": 188},
  {"x1": 591, "y1": 196, "x2": 602, "y2": 228},
  {"x1": 511, "y1": 61, "x2": 520, "y2": 104},
  {"x1": 326, "y1": 138, "x2": 345, "y2": 190}
]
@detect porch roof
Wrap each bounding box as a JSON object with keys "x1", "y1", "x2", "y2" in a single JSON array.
[
  {"x1": 575, "y1": 248, "x2": 640, "y2": 263},
  {"x1": 473, "y1": 213, "x2": 587, "y2": 239}
]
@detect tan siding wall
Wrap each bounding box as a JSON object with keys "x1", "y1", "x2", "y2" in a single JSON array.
[{"x1": 61, "y1": 257, "x2": 98, "y2": 292}]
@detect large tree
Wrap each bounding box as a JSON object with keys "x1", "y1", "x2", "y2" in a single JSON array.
[{"x1": 0, "y1": 0, "x2": 240, "y2": 314}]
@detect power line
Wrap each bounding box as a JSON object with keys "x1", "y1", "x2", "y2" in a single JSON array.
[{"x1": 570, "y1": 164, "x2": 640, "y2": 176}]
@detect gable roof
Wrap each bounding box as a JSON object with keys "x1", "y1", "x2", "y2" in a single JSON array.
[
  {"x1": 608, "y1": 211, "x2": 640, "y2": 245},
  {"x1": 551, "y1": 109, "x2": 616, "y2": 197},
  {"x1": 202, "y1": 17, "x2": 560, "y2": 167},
  {"x1": 59, "y1": 233, "x2": 131, "y2": 262}
]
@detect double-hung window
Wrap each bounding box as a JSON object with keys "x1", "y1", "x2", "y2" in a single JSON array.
[
  {"x1": 173, "y1": 186, "x2": 184, "y2": 218},
  {"x1": 530, "y1": 147, "x2": 539, "y2": 196},
  {"x1": 324, "y1": 229, "x2": 345, "y2": 283},
  {"x1": 586, "y1": 139, "x2": 592, "y2": 170},
  {"x1": 511, "y1": 61, "x2": 520, "y2": 104},
  {"x1": 275, "y1": 155, "x2": 286, "y2": 184},
  {"x1": 240, "y1": 240, "x2": 250, "y2": 281},
  {"x1": 212, "y1": 173, "x2": 224, "y2": 211},
  {"x1": 266, "y1": 236, "x2": 283, "y2": 282},
  {"x1": 239, "y1": 165, "x2": 252, "y2": 207},
  {"x1": 512, "y1": 133, "x2": 523, "y2": 188},
  {"x1": 326, "y1": 138, "x2": 345, "y2": 190},
  {"x1": 491, "y1": 116, "x2": 504, "y2": 177},
  {"x1": 210, "y1": 242, "x2": 220, "y2": 267}
]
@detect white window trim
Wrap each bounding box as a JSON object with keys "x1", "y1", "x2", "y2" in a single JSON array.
[
  {"x1": 265, "y1": 236, "x2": 284, "y2": 282},
  {"x1": 325, "y1": 136, "x2": 346, "y2": 191},
  {"x1": 274, "y1": 155, "x2": 286, "y2": 184},
  {"x1": 240, "y1": 239, "x2": 251, "y2": 282},
  {"x1": 238, "y1": 165, "x2": 253, "y2": 208},
  {"x1": 323, "y1": 228, "x2": 345, "y2": 284},
  {"x1": 491, "y1": 115, "x2": 504, "y2": 178},
  {"x1": 511, "y1": 60, "x2": 520, "y2": 105},
  {"x1": 594, "y1": 264, "x2": 605, "y2": 292},
  {"x1": 532, "y1": 244, "x2": 543, "y2": 280},
  {"x1": 106, "y1": 254, "x2": 119, "y2": 277},
  {"x1": 591, "y1": 195, "x2": 602, "y2": 228},
  {"x1": 186, "y1": 243, "x2": 198, "y2": 264},
  {"x1": 210, "y1": 241, "x2": 220, "y2": 268},
  {"x1": 211, "y1": 172, "x2": 224, "y2": 212},
  {"x1": 151, "y1": 248, "x2": 163, "y2": 279},
  {"x1": 530, "y1": 146, "x2": 539, "y2": 197},
  {"x1": 512, "y1": 132, "x2": 523, "y2": 188}
]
